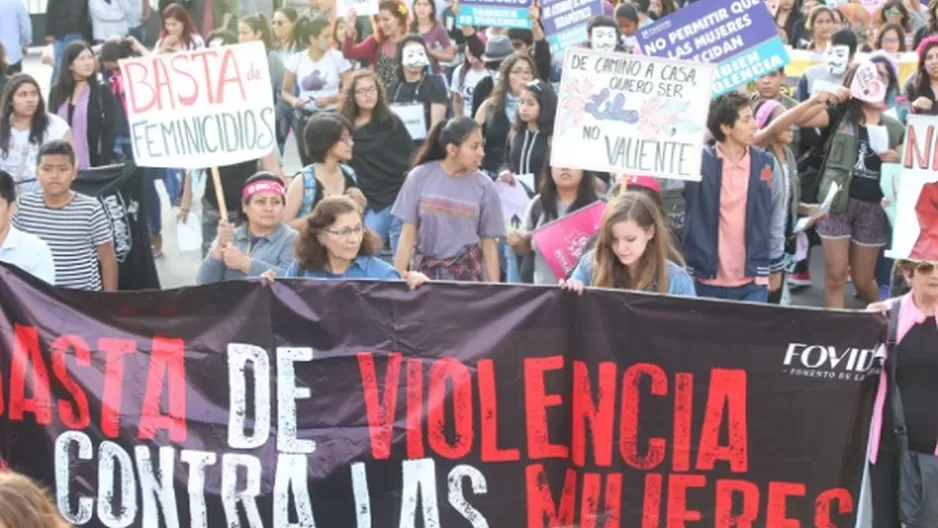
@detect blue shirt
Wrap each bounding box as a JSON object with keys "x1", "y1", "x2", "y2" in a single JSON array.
[
  {"x1": 570, "y1": 251, "x2": 697, "y2": 297},
  {"x1": 284, "y1": 255, "x2": 401, "y2": 279},
  {"x1": 0, "y1": 0, "x2": 31, "y2": 66}
]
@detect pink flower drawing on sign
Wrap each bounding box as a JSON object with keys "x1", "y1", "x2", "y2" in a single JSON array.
[
  {"x1": 557, "y1": 75, "x2": 595, "y2": 136},
  {"x1": 638, "y1": 97, "x2": 700, "y2": 139}
]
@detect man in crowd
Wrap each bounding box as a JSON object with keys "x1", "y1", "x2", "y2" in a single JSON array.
[
  {"x1": 683, "y1": 91, "x2": 787, "y2": 303},
  {"x1": 0, "y1": 170, "x2": 54, "y2": 284},
  {"x1": 13, "y1": 141, "x2": 118, "y2": 291}
]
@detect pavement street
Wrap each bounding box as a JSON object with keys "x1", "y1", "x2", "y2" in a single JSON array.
[{"x1": 20, "y1": 52, "x2": 865, "y2": 304}]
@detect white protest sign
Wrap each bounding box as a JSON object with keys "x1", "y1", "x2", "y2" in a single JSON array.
[
  {"x1": 551, "y1": 48, "x2": 715, "y2": 181},
  {"x1": 119, "y1": 42, "x2": 276, "y2": 169},
  {"x1": 338, "y1": 0, "x2": 380, "y2": 15},
  {"x1": 888, "y1": 115, "x2": 938, "y2": 261}
]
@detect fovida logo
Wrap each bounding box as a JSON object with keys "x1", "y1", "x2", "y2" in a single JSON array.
[{"x1": 782, "y1": 343, "x2": 878, "y2": 381}]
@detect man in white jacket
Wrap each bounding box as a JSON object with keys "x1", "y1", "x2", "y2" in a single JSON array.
[{"x1": 89, "y1": 0, "x2": 144, "y2": 43}]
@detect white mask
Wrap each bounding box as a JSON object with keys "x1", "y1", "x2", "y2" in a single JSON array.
[
  {"x1": 824, "y1": 45, "x2": 850, "y2": 76},
  {"x1": 621, "y1": 35, "x2": 637, "y2": 50},
  {"x1": 591, "y1": 27, "x2": 617, "y2": 52},
  {"x1": 402, "y1": 43, "x2": 430, "y2": 69}
]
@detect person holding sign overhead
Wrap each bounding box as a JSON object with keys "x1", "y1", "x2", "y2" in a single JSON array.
[
  {"x1": 393, "y1": 117, "x2": 504, "y2": 281},
  {"x1": 342, "y1": 0, "x2": 411, "y2": 90},
  {"x1": 196, "y1": 172, "x2": 297, "y2": 284},
  {"x1": 281, "y1": 16, "x2": 353, "y2": 166},
  {"x1": 560, "y1": 192, "x2": 695, "y2": 296},
  {"x1": 777, "y1": 61, "x2": 905, "y2": 308},
  {"x1": 387, "y1": 34, "x2": 449, "y2": 142}
]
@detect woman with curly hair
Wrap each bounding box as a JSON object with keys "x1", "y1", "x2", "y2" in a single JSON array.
[{"x1": 284, "y1": 194, "x2": 428, "y2": 288}]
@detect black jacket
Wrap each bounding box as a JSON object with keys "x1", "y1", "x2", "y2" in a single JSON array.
[
  {"x1": 45, "y1": 0, "x2": 91, "y2": 40},
  {"x1": 49, "y1": 78, "x2": 117, "y2": 168}
]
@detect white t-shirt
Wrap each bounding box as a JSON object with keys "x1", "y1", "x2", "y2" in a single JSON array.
[
  {"x1": 285, "y1": 50, "x2": 352, "y2": 110},
  {"x1": 449, "y1": 64, "x2": 489, "y2": 118},
  {"x1": 1, "y1": 114, "x2": 71, "y2": 195}
]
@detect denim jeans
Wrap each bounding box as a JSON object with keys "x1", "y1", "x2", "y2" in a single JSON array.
[
  {"x1": 53, "y1": 33, "x2": 84, "y2": 84},
  {"x1": 499, "y1": 241, "x2": 520, "y2": 283},
  {"x1": 694, "y1": 280, "x2": 769, "y2": 303},
  {"x1": 144, "y1": 168, "x2": 162, "y2": 235},
  {"x1": 364, "y1": 205, "x2": 402, "y2": 256},
  {"x1": 162, "y1": 168, "x2": 182, "y2": 204}
]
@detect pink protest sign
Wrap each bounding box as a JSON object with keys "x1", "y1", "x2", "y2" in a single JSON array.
[{"x1": 532, "y1": 201, "x2": 606, "y2": 280}]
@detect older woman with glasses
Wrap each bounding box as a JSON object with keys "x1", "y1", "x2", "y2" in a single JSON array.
[
  {"x1": 280, "y1": 195, "x2": 428, "y2": 287},
  {"x1": 867, "y1": 257, "x2": 938, "y2": 526}
]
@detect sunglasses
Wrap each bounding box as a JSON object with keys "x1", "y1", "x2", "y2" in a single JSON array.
[{"x1": 915, "y1": 262, "x2": 937, "y2": 274}]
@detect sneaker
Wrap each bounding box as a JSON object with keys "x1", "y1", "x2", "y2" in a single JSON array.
[{"x1": 788, "y1": 271, "x2": 812, "y2": 288}]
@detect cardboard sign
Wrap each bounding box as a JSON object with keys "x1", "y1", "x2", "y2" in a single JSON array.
[
  {"x1": 338, "y1": 0, "x2": 380, "y2": 15},
  {"x1": 850, "y1": 60, "x2": 887, "y2": 103},
  {"x1": 551, "y1": 48, "x2": 714, "y2": 180},
  {"x1": 531, "y1": 200, "x2": 606, "y2": 279},
  {"x1": 635, "y1": 0, "x2": 790, "y2": 95},
  {"x1": 119, "y1": 42, "x2": 275, "y2": 169},
  {"x1": 888, "y1": 115, "x2": 938, "y2": 261}
]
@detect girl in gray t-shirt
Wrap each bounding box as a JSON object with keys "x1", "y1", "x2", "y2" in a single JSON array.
[{"x1": 392, "y1": 117, "x2": 505, "y2": 281}]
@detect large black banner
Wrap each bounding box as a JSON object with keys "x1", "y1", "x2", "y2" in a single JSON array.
[
  {"x1": 73, "y1": 162, "x2": 161, "y2": 291},
  {"x1": 0, "y1": 265, "x2": 884, "y2": 527}
]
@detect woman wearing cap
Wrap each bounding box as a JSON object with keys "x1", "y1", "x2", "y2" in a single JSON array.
[
  {"x1": 196, "y1": 172, "x2": 298, "y2": 284},
  {"x1": 865, "y1": 257, "x2": 938, "y2": 527},
  {"x1": 561, "y1": 191, "x2": 696, "y2": 297},
  {"x1": 283, "y1": 195, "x2": 428, "y2": 288},
  {"x1": 469, "y1": 35, "x2": 515, "y2": 119},
  {"x1": 509, "y1": 159, "x2": 601, "y2": 285}
]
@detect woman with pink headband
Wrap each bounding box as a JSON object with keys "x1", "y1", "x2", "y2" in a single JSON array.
[{"x1": 196, "y1": 172, "x2": 298, "y2": 284}]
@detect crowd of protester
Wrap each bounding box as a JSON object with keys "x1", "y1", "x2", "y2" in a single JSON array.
[{"x1": 0, "y1": 0, "x2": 936, "y2": 525}]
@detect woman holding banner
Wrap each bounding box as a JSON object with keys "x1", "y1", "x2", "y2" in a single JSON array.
[
  {"x1": 561, "y1": 192, "x2": 695, "y2": 297},
  {"x1": 196, "y1": 172, "x2": 297, "y2": 284},
  {"x1": 866, "y1": 257, "x2": 938, "y2": 527},
  {"x1": 282, "y1": 195, "x2": 427, "y2": 287}
]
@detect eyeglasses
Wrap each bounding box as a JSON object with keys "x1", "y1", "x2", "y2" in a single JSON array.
[
  {"x1": 355, "y1": 86, "x2": 378, "y2": 95},
  {"x1": 885, "y1": 8, "x2": 902, "y2": 15},
  {"x1": 325, "y1": 225, "x2": 364, "y2": 237}
]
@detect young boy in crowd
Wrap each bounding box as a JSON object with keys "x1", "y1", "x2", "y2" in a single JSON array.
[
  {"x1": 0, "y1": 170, "x2": 55, "y2": 284},
  {"x1": 683, "y1": 92, "x2": 787, "y2": 302},
  {"x1": 13, "y1": 140, "x2": 117, "y2": 291}
]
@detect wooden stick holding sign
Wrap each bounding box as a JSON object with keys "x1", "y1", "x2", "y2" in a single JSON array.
[
  {"x1": 117, "y1": 42, "x2": 276, "y2": 224},
  {"x1": 211, "y1": 166, "x2": 228, "y2": 219}
]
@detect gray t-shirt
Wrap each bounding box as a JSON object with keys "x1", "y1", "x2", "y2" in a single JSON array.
[
  {"x1": 525, "y1": 196, "x2": 570, "y2": 285},
  {"x1": 392, "y1": 161, "x2": 505, "y2": 259}
]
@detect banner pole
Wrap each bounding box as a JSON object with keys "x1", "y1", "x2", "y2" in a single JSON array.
[{"x1": 211, "y1": 166, "x2": 228, "y2": 219}]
